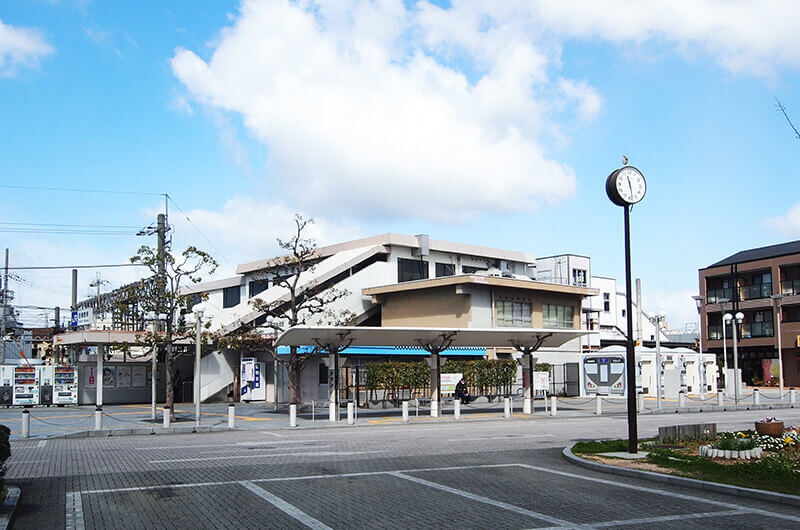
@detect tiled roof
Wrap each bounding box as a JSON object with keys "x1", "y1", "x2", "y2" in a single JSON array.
[{"x1": 707, "y1": 240, "x2": 800, "y2": 268}]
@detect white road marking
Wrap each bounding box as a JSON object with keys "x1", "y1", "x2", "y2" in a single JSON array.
[
  {"x1": 587, "y1": 509, "x2": 754, "y2": 528},
  {"x1": 449, "y1": 434, "x2": 554, "y2": 442},
  {"x1": 196, "y1": 445, "x2": 332, "y2": 455},
  {"x1": 388, "y1": 471, "x2": 577, "y2": 528},
  {"x1": 148, "y1": 450, "x2": 386, "y2": 464},
  {"x1": 65, "y1": 492, "x2": 84, "y2": 530},
  {"x1": 134, "y1": 440, "x2": 323, "y2": 450},
  {"x1": 239, "y1": 481, "x2": 332, "y2": 530},
  {"x1": 37, "y1": 440, "x2": 47, "y2": 447}
]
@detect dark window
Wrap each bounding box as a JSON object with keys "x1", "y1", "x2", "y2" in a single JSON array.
[
  {"x1": 572, "y1": 269, "x2": 587, "y2": 286},
  {"x1": 223, "y1": 286, "x2": 241, "y2": 308},
  {"x1": 783, "y1": 305, "x2": 800, "y2": 323},
  {"x1": 603, "y1": 293, "x2": 610, "y2": 312},
  {"x1": 435, "y1": 262, "x2": 455, "y2": 277},
  {"x1": 398, "y1": 258, "x2": 428, "y2": 282},
  {"x1": 249, "y1": 279, "x2": 269, "y2": 298},
  {"x1": 462, "y1": 265, "x2": 487, "y2": 274},
  {"x1": 319, "y1": 363, "x2": 329, "y2": 385}
]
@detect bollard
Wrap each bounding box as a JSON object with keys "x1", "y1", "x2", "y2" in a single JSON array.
[
  {"x1": 431, "y1": 400, "x2": 439, "y2": 418},
  {"x1": 228, "y1": 404, "x2": 235, "y2": 429},
  {"x1": 163, "y1": 406, "x2": 171, "y2": 428},
  {"x1": 637, "y1": 393, "x2": 644, "y2": 412},
  {"x1": 289, "y1": 404, "x2": 297, "y2": 427},
  {"x1": 95, "y1": 406, "x2": 103, "y2": 431},
  {"x1": 454, "y1": 398, "x2": 461, "y2": 420},
  {"x1": 717, "y1": 391, "x2": 724, "y2": 406},
  {"x1": 503, "y1": 397, "x2": 511, "y2": 418},
  {"x1": 347, "y1": 402, "x2": 355, "y2": 425},
  {"x1": 550, "y1": 396, "x2": 557, "y2": 417},
  {"x1": 678, "y1": 392, "x2": 686, "y2": 408},
  {"x1": 402, "y1": 400, "x2": 409, "y2": 423},
  {"x1": 523, "y1": 397, "x2": 532, "y2": 415},
  {"x1": 594, "y1": 395, "x2": 601, "y2": 415},
  {"x1": 753, "y1": 388, "x2": 760, "y2": 405},
  {"x1": 21, "y1": 410, "x2": 30, "y2": 439},
  {"x1": 791, "y1": 389, "x2": 797, "y2": 405},
  {"x1": 329, "y1": 402, "x2": 336, "y2": 422}
]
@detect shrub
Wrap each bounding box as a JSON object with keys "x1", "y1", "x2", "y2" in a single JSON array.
[{"x1": 0, "y1": 424, "x2": 9, "y2": 489}]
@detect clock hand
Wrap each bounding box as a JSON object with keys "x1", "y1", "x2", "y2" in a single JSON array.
[{"x1": 627, "y1": 174, "x2": 633, "y2": 198}]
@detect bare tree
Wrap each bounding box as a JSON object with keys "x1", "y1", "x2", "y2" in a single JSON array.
[
  {"x1": 250, "y1": 214, "x2": 352, "y2": 405},
  {"x1": 127, "y1": 245, "x2": 218, "y2": 416}
]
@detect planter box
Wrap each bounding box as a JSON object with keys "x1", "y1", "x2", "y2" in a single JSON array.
[
  {"x1": 699, "y1": 445, "x2": 763, "y2": 460},
  {"x1": 755, "y1": 421, "x2": 784, "y2": 437}
]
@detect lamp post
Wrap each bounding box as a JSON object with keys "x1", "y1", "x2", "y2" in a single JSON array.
[
  {"x1": 725, "y1": 311, "x2": 744, "y2": 405},
  {"x1": 648, "y1": 312, "x2": 666, "y2": 409},
  {"x1": 692, "y1": 295, "x2": 705, "y2": 396},
  {"x1": 193, "y1": 304, "x2": 205, "y2": 428},
  {"x1": 771, "y1": 294, "x2": 785, "y2": 396},
  {"x1": 718, "y1": 297, "x2": 730, "y2": 396}
]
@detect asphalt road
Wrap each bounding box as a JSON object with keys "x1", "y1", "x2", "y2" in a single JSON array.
[{"x1": 7, "y1": 408, "x2": 800, "y2": 529}]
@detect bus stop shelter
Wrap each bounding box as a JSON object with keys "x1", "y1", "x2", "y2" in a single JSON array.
[{"x1": 275, "y1": 326, "x2": 592, "y2": 418}]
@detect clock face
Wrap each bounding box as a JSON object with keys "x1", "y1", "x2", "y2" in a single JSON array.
[{"x1": 614, "y1": 166, "x2": 646, "y2": 204}]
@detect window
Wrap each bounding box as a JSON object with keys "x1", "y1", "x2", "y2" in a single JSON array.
[
  {"x1": 223, "y1": 286, "x2": 241, "y2": 308},
  {"x1": 462, "y1": 265, "x2": 487, "y2": 274},
  {"x1": 435, "y1": 262, "x2": 455, "y2": 277},
  {"x1": 248, "y1": 279, "x2": 269, "y2": 298},
  {"x1": 543, "y1": 304, "x2": 574, "y2": 328},
  {"x1": 621, "y1": 309, "x2": 626, "y2": 317},
  {"x1": 397, "y1": 258, "x2": 428, "y2": 282},
  {"x1": 319, "y1": 363, "x2": 329, "y2": 385},
  {"x1": 497, "y1": 300, "x2": 532, "y2": 327},
  {"x1": 572, "y1": 269, "x2": 587, "y2": 287},
  {"x1": 603, "y1": 293, "x2": 610, "y2": 312}
]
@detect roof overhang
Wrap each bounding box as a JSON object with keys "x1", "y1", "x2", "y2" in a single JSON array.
[
  {"x1": 362, "y1": 275, "x2": 598, "y2": 299},
  {"x1": 275, "y1": 326, "x2": 593, "y2": 350}
]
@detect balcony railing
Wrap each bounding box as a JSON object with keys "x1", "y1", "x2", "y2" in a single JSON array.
[
  {"x1": 738, "y1": 283, "x2": 772, "y2": 301},
  {"x1": 707, "y1": 288, "x2": 733, "y2": 304},
  {"x1": 740, "y1": 321, "x2": 774, "y2": 338},
  {"x1": 781, "y1": 279, "x2": 800, "y2": 296}
]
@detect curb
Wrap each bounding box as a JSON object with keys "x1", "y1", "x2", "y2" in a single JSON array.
[
  {"x1": 562, "y1": 443, "x2": 800, "y2": 508},
  {"x1": 51, "y1": 425, "x2": 235, "y2": 439},
  {"x1": 640, "y1": 403, "x2": 798, "y2": 415},
  {"x1": 0, "y1": 486, "x2": 20, "y2": 530}
]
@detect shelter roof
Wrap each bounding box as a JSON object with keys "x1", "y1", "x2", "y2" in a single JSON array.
[{"x1": 362, "y1": 275, "x2": 597, "y2": 298}]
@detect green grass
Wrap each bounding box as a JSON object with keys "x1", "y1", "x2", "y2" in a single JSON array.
[{"x1": 572, "y1": 439, "x2": 630, "y2": 454}]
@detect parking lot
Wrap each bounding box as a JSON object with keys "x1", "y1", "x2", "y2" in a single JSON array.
[{"x1": 8, "y1": 408, "x2": 800, "y2": 529}]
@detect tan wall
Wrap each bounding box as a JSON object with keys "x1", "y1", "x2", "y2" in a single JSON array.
[{"x1": 381, "y1": 287, "x2": 472, "y2": 327}]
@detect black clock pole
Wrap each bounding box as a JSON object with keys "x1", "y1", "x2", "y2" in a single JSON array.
[{"x1": 623, "y1": 204, "x2": 638, "y2": 453}]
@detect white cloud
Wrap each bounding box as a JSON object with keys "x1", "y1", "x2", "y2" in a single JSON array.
[
  {"x1": 764, "y1": 203, "x2": 800, "y2": 236},
  {"x1": 642, "y1": 288, "x2": 699, "y2": 333},
  {"x1": 557, "y1": 78, "x2": 604, "y2": 122},
  {"x1": 0, "y1": 19, "x2": 53, "y2": 76}
]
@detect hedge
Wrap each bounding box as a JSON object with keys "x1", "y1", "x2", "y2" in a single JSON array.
[{"x1": 0, "y1": 424, "x2": 9, "y2": 490}]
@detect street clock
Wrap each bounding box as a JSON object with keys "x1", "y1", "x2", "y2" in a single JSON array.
[{"x1": 606, "y1": 166, "x2": 647, "y2": 206}]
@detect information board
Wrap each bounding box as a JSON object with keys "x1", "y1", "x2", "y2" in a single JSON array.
[{"x1": 440, "y1": 373, "x2": 462, "y2": 394}]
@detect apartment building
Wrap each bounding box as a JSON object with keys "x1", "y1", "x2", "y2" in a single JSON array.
[{"x1": 699, "y1": 240, "x2": 800, "y2": 387}]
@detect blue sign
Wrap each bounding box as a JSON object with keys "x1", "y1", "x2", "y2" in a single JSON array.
[{"x1": 70, "y1": 311, "x2": 78, "y2": 327}]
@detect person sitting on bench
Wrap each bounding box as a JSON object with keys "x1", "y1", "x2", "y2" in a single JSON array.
[{"x1": 455, "y1": 378, "x2": 471, "y2": 404}]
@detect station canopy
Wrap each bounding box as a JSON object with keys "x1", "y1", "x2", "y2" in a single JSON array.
[{"x1": 275, "y1": 326, "x2": 592, "y2": 351}]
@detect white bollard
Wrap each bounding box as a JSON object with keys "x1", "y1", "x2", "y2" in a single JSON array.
[
  {"x1": 550, "y1": 396, "x2": 557, "y2": 416},
  {"x1": 637, "y1": 393, "x2": 644, "y2": 412},
  {"x1": 504, "y1": 397, "x2": 511, "y2": 418},
  {"x1": 431, "y1": 400, "x2": 439, "y2": 418},
  {"x1": 790, "y1": 389, "x2": 797, "y2": 405},
  {"x1": 678, "y1": 392, "x2": 686, "y2": 408},
  {"x1": 454, "y1": 398, "x2": 461, "y2": 420},
  {"x1": 289, "y1": 404, "x2": 297, "y2": 427},
  {"x1": 595, "y1": 395, "x2": 602, "y2": 415},
  {"x1": 717, "y1": 391, "x2": 724, "y2": 406},
  {"x1": 329, "y1": 402, "x2": 336, "y2": 422},
  {"x1": 402, "y1": 401, "x2": 409, "y2": 423},
  {"x1": 21, "y1": 410, "x2": 30, "y2": 439},
  {"x1": 228, "y1": 404, "x2": 235, "y2": 429},
  {"x1": 347, "y1": 402, "x2": 355, "y2": 425},
  {"x1": 753, "y1": 389, "x2": 760, "y2": 405},
  {"x1": 163, "y1": 406, "x2": 171, "y2": 428},
  {"x1": 523, "y1": 397, "x2": 532, "y2": 415},
  {"x1": 95, "y1": 406, "x2": 103, "y2": 431}
]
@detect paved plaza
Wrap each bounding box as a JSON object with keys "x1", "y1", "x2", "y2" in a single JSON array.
[{"x1": 5, "y1": 407, "x2": 800, "y2": 528}]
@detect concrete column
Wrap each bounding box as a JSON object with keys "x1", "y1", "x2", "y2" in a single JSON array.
[
  {"x1": 454, "y1": 398, "x2": 461, "y2": 420},
  {"x1": 95, "y1": 406, "x2": 102, "y2": 431},
  {"x1": 163, "y1": 406, "x2": 170, "y2": 427},
  {"x1": 289, "y1": 404, "x2": 297, "y2": 427},
  {"x1": 96, "y1": 346, "x2": 103, "y2": 407},
  {"x1": 329, "y1": 402, "x2": 336, "y2": 422},
  {"x1": 595, "y1": 394, "x2": 602, "y2": 415},
  {"x1": 402, "y1": 401, "x2": 409, "y2": 423},
  {"x1": 523, "y1": 352, "x2": 533, "y2": 402},
  {"x1": 228, "y1": 404, "x2": 235, "y2": 429},
  {"x1": 21, "y1": 410, "x2": 29, "y2": 438},
  {"x1": 523, "y1": 397, "x2": 532, "y2": 415},
  {"x1": 429, "y1": 352, "x2": 440, "y2": 411},
  {"x1": 637, "y1": 393, "x2": 644, "y2": 412},
  {"x1": 678, "y1": 392, "x2": 686, "y2": 408},
  {"x1": 753, "y1": 388, "x2": 760, "y2": 405},
  {"x1": 431, "y1": 400, "x2": 439, "y2": 418},
  {"x1": 503, "y1": 397, "x2": 511, "y2": 418},
  {"x1": 347, "y1": 402, "x2": 355, "y2": 425},
  {"x1": 717, "y1": 391, "x2": 724, "y2": 406},
  {"x1": 790, "y1": 389, "x2": 797, "y2": 404},
  {"x1": 550, "y1": 396, "x2": 557, "y2": 416}
]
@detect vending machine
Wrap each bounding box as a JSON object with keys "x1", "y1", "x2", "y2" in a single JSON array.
[
  {"x1": 52, "y1": 366, "x2": 78, "y2": 405},
  {"x1": 0, "y1": 366, "x2": 13, "y2": 406},
  {"x1": 13, "y1": 366, "x2": 40, "y2": 405},
  {"x1": 240, "y1": 357, "x2": 266, "y2": 402}
]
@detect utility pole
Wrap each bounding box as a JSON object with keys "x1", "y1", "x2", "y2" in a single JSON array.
[
  {"x1": 1, "y1": 249, "x2": 8, "y2": 365},
  {"x1": 153, "y1": 213, "x2": 167, "y2": 420}
]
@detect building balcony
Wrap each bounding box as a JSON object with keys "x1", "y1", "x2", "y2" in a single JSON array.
[
  {"x1": 781, "y1": 279, "x2": 800, "y2": 296},
  {"x1": 738, "y1": 284, "x2": 772, "y2": 301},
  {"x1": 708, "y1": 321, "x2": 774, "y2": 340},
  {"x1": 707, "y1": 288, "x2": 733, "y2": 304}
]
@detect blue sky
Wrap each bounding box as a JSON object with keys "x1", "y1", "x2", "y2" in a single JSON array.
[{"x1": 2, "y1": 0, "x2": 800, "y2": 328}]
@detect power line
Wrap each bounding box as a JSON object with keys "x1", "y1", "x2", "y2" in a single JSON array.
[
  {"x1": 6, "y1": 264, "x2": 147, "y2": 270},
  {"x1": 0, "y1": 222, "x2": 140, "y2": 228},
  {"x1": 0, "y1": 228, "x2": 136, "y2": 235},
  {"x1": 165, "y1": 194, "x2": 229, "y2": 264},
  {"x1": 0, "y1": 184, "x2": 163, "y2": 196}
]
